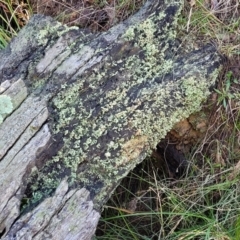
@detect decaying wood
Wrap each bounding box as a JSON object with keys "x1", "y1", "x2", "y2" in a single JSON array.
[{"x1": 0, "y1": 0, "x2": 223, "y2": 239}]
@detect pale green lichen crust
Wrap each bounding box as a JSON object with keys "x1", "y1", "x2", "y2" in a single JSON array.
[
  {"x1": 10, "y1": 15, "x2": 76, "y2": 54},
  {"x1": 25, "y1": 0, "x2": 222, "y2": 208},
  {"x1": 0, "y1": 95, "x2": 13, "y2": 124}
]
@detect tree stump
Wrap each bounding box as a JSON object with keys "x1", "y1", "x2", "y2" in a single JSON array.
[{"x1": 0, "y1": 0, "x2": 222, "y2": 239}]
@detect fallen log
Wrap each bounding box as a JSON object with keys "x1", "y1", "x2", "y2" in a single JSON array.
[{"x1": 0, "y1": 0, "x2": 223, "y2": 239}]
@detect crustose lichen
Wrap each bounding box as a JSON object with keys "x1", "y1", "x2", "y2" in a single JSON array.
[{"x1": 0, "y1": 95, "x2": 13, "y2": 124}]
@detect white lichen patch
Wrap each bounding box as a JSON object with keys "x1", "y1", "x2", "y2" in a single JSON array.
[{"x1": 0, "y1": 95, "x2": 13, "y2": 124}]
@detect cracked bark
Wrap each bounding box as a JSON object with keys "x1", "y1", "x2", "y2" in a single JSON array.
[{"x1": 0, "y1": 0, "x2": 223, "y2": 239}]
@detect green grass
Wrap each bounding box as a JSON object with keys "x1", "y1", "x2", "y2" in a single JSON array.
[
  {"x1": 0, "y1": 0, "x2": 240, "y2": 239},
  {"x1": 96, "y1": 151, "x2": 240, "y2": 239},
  {"x1": 0, "y1": 27, "x2": 10, "y2": 49},
  {"x1": 215, "y1": 71, "x2": 238, "y2": 110},
  {"x1": 0, "y1": 0, "x2": 32, "y2": 49},
  {"x1": 179, "y1": 0, "x2": 240, "y2": 56}
]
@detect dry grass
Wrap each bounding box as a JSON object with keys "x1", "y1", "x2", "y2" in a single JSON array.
[
  {"x1": 0, "y1": 0, "x2": 145, "y2": 47},
  {"x1": 29, "y1": 0, "x2": 145, "y2": 31},
  {"x1": 180, "y1": 0, "x2": 240, "y2": 56}
]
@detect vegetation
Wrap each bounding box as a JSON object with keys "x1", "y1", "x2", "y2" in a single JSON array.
[{"x1": 0, "y1": 0, "x2": 239, "y2": 239}]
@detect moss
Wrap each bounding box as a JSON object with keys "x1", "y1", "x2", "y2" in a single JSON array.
[{"x1": 0, "y1": 95, "x2": 13, "y2": 124}]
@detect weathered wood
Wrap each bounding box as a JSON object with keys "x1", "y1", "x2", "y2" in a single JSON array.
[{"x1": 0, "y1": 0, "x2": 222, "y2": 239}]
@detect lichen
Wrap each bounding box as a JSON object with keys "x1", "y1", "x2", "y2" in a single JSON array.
[
  {"x1": 0, "y1": 95, "x2": 13, "y2": 124},
  {"x1": 25, "y1": 0, "x2": 222, "y2": 208}
]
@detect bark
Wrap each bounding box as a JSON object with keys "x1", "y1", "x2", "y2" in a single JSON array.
[{"x1": 0, "y1": 0, "x2": 223, "y2": 239}]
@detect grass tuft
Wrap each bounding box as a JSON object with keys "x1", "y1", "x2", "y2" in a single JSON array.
[
  {"x1": 179, "y1": 0, "x2": 240, "y2": 56},
  {"x1": 0, "y1": 0, "x2": 31, "y2": 48}
]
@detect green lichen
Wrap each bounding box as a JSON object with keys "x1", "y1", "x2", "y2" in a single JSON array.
[
  {"x1": 26, "y1": 0, "x2": 222, "y2": 208},
  {"x1": 0, "y1": 95, "x2": 13, "y2": 124}
]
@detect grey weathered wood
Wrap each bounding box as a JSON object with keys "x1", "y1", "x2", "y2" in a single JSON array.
[{"x1": 0, "y1": 0, "x2": 222, "y2": 239}]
